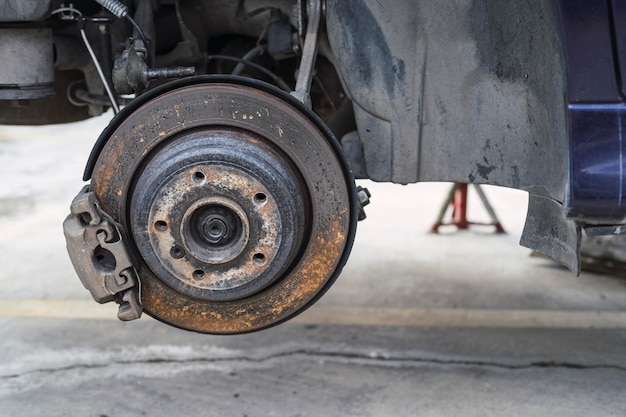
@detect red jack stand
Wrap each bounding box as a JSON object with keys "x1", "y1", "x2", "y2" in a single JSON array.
[{"x1": 429, "y1": 183, "x2": 505, "y2": 234}]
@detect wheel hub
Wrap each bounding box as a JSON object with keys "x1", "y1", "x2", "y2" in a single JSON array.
[
  {"x1": 196, "y1": 206, "x2": 237, "y2": 246},
  {"x1": 131, "y1": 129, "x2": 308, "y2": 301},
  {"x1": 184, "y1": 198, "x2": 249, "y2": 262}
]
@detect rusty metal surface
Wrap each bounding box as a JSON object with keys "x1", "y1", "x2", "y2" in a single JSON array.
[
  {"x1": 130, "y1": 129, "x2": 308, "y2": 301},
  {"x1": 90, "y1": 76, "x2": 357, "y2": 333}
]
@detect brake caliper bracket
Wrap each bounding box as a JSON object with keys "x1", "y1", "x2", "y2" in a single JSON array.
[{"x1": 63, "y1": 185, "x2": 142, "y2": 321}]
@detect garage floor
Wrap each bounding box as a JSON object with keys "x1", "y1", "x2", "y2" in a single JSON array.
[{"x1": 1, "y1": 116, "x2": 626, "y2": 417}]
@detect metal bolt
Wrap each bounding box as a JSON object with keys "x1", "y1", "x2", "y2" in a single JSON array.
[
  {"x1": 357, "y1": 186, "x2": 371, "y2": 206},
  {"x1": 146, "y1": 66, "x2": 196, "y2": 81},
  {"x1": 356, "y1": 186, "x2": 371, "y2": 221},
  {"x1": 203, "y1": 217, "x2": 229, "y2": 244}
]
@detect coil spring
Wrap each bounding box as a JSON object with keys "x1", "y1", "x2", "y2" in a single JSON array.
[{"x1": 94, "y1": 0, "x2": 128, "y2": 18}]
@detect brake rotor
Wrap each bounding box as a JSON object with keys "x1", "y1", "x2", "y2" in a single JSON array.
[{"x1": 89, "y1": 76, "x2": 357, "y2": 334}]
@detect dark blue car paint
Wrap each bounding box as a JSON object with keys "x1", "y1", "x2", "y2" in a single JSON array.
[
  {"x1": 568, "y1": 104, "x2": 626, "y2": 221},
  {"x1": 557, "y1": 0, "x2": 621, "y2": 103},
  {"x1": 558, "y1": 0, "x2": 626, "y2": 223},
  {"x1": 610, "y1": 0, "x2": 626, "y2": 99}
]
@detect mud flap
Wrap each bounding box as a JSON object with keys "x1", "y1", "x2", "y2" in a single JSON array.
[{"x1": 520, "y1": 194, "x2": 581, "y2": 275}]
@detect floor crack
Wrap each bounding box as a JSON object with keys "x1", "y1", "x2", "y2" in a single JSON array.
[{"x1": 3, "y1": 348, "x2": 626, "y2": 380}]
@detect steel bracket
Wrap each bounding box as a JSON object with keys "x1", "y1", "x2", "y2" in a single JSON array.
[
  {"x1": 63, "y1": 185, "x2": 142, "y2": 321},
  {"x1": 291, "y1": 0, "x2": 323, "y2": 107}
]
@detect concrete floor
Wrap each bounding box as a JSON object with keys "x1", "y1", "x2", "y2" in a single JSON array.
[{"x1": 1, "y1": 115, "x2": 626, "y2": 416}]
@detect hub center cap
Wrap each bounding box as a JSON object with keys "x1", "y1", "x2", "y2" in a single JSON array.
[
  {"x1": 203, "y1": 217, "x2": 228, "y2": 243},
  {"x1": 182, "y1": 197, "x2": 249, "y2": 264}
]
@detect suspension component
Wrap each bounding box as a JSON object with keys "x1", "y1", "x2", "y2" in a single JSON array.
[
  {"x1": 291, "y1": 0, "x2": 323, "y2": 107},
  {"x1": 93, "y1": 0, "x2": 128, "y2": 18},
  {"x1": 113, "y1": 45, "x2": 195, "y2": 94},
  {"x1": 0, "y1": 28, "x2": 54, "y2": 100}
]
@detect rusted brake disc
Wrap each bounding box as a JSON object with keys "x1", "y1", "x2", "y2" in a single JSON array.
[{"x1": 88, "y1": 76, "x2": 357, "y2": 334}]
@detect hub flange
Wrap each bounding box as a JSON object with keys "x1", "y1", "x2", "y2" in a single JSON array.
[{"x1": 131, "y1": 129, "x2": 308, "y2": 301}]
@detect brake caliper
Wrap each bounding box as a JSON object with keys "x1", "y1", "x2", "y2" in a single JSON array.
[{"x1": 63, "y1": 186, "x2": 142, "y2": 321}]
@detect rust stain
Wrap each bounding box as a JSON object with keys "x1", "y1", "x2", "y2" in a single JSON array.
[{"x1": 140, "y1": 217, "x2": 348, "y2": 334}]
